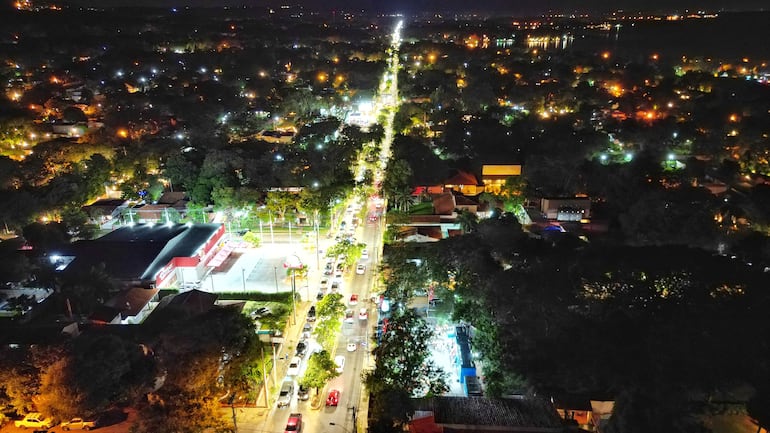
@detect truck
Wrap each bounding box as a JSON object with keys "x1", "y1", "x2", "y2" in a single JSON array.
[
  {"x1": 60, "y1": 417, "x2": 98, "y2": 430},
  {"x1": 15, "y1": 413, "x2": 54, "y2": 429}
]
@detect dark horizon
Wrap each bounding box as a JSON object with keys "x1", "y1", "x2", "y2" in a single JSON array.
[{"x1": 47, "y1": 0, "x2": 770, "y2": 15}]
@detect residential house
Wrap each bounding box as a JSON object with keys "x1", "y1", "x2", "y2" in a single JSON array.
[
  {"x1": 409, "y1": 396, "x2": 563, "y2": 433},
  {"x1": 540, "y1": 197, "x2": 591, "y2": 221},
  {"x1": 481, "y1": 164, "x2": 522, "y2": 194}
]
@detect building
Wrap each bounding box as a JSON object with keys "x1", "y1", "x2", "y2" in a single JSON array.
[
  {"x1": 540, "y1": 197, "x2": 591, "y2": 221},
  {"x1": 481, "y1": 164, "x2": 522, "y2": 194},
  {"x1": 55, "y1": 223, "x2": 228, "y2": 288},
  {"x1": 409, "y1": 396, "x2": 563, "y2": 433}
]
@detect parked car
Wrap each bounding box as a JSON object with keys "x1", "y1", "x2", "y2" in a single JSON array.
[
  {"x1": 361, "y1": 249, "x2": 369, "y2": 260},
  {"x1": 61, "y1": 417, "x2": 98, "y2": 431},
  {"x1": 277, "y1": 381, "x2": 294, "y2": 408},
  {"x1": 349, "y1": 294, "x2": 358, "y2": 305},
  {"x1": 316, "y1": 290, "x2": 325, "y2": 300},
  {"x1": 356, "y1": 264, "x2": 365, "y2": 275},
  {"x1": 287, "y1": 356, "x2": 301, "y2": 376},
  {"x1": 326, "y1": 389, "x2": 340, "y2": 406},
  {"x1": 307, "y1": 306, "x2": 316, "y2": 322},
  {"x1": 358, "y1": 307, "x2": 368, "y2": 321},
  {"x1": 297, "y1": 384, "x2": 310, "y2": 401},
  {"x1": 331, "y1": 281, "x2": 341, "y2": 293},
  {"x1": 284, "y1": 413, "x2": 302, "y2": 433},
  {"x1": 251, "y1": 307, "x2": 271, "y2": 318},
  {"x1": 334, "y1": 355, "x2": 345, "y2": 373},
  {"x1": 15, "y1": 413, "x2": 54, "y2": 429}
]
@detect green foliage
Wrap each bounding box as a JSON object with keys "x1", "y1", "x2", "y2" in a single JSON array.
[
  {"x1": 300, "y1": 350, "x2": 339, "y2": 391},
  {"x1": 326, "y1": 239, "x2": 366, "y2": 268},
  {"x1": 314, "y1": 293, "x2": 344, "y2": 350},
  {"x1": 37, "y1": 334, "x2": 156, "y2": 418},
  {"x1": 266, "y1": 190, "x2": 298, "y2": 221},
  {"x1": 242, "y1": 231, "x2": 261, "y2": 247},
  {"x1": 60, "y1": 263, "x2": 118, "y2": 315}
]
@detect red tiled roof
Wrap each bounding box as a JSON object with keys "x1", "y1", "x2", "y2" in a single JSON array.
[{"x1": 444, "y1": 171, "x2": 478, "y2": 186}]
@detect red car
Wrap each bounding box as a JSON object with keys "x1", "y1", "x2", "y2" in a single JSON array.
[
  {"x1": 284, "y1": 413, "x2": 302, "y2": 433},
  {"x1": 326, "y1": 389, "x2": 340, "y2": 406},
  {"x1": 349, "y1": 294, "x2": 359, "y2": 305}
]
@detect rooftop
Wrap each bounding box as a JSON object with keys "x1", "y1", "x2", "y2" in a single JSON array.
[{"x1": 413, "y1": 396, "x2": 562, "y2": 430}]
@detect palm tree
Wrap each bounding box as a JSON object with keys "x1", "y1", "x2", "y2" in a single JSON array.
[{"x1": 391, "y1": 189, "x2": 413, "y2": 212}]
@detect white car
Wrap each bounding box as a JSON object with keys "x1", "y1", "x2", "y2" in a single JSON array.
[
  {"x1": 347, "y1": 339, "x2": 357, "y2": 352},
  {"x1": 361, "y1": 249, "x2": 369, "y2": 260},
  {"x1": 358, "y1": 307, "x2": 368, "y2": 320},
  {"x1": 356, "y1": 264, "x2": 365, "y2": 275},
  {"x1": 344, "y1": 309, "x2": 355, "y2": 324},
  {"x1": 287, "y1": 356, "x2": 301, "y2": 376},
  {"x1": 334, "y1": 355, "x2": 345, "y2": 373}
]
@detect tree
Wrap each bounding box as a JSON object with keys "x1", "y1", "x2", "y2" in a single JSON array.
[
  {"x1": 455, "y1": 209, "x2": 478, "y2": 234},
  {"x1": 300, "y1": 350, "x2": 339, "y2": 392},
  {"x1": 242, "y1": 231, "x2": 261, "y2": 248},
  {"x1": 36, "y1": 334, "x2": 156, "y2": 418},
  {"x1": 747, "y1": 384, "x2": 770, "y2": 433},
  {"x1": 265, "y1": 191, "x2": 298, "y2": 221},
  {"x1": 314, "y1": 293, "x2": 344, "y2": 350}
]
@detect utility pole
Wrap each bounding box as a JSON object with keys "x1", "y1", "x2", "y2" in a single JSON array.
[
  {"x1": 228, "y1": 394, "x2": 238, "y2": 433},
  {"x1": 274, "y1": 266, "x2": 279, "y2": 293}
]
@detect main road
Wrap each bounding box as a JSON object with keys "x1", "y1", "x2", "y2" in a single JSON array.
[{"x1": 233, "y1": 19, "x2": 402, "y2": 433}]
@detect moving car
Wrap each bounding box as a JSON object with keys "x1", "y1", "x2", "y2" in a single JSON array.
[
  {"x1": 61, "y1": 417, "x2": 98, "y2": 431},
  {"x1": 307, "y1": 306, "x2": 316, "y2": 322},
  {"x1": 296, "y1": 341, "x2": 307, "y2": 358},
  {"x1": 15, "y1": 413, "x2": 54, "y2": 429},
  {"x1": 277, "y1": 381, "x2": 294, "y2": 408},
  {"x1": 358, "y1": 307, "x2": 368, "y2": 321},
  {"x1": 331, "y1": 281, "x2": 341, "y2": 293},
  {"x1": 334, "y1": 355, "x2": 345, "y2": 373},
  {"x1": 297, "y1": 384, "x2": 310, "y2": 401},
  {"x1": 284, "y1": 413, "x2": 302, "y2": 433},
  {"x1": 287, "y1": 356, "x2": 301, "y2": 376},
  {"x1": 349, "y1": 294, "x2": 358, "y2": 305},
  {"x1": 347, "y1": 339, "x2": 357, "y2": 352},
  {"x1": 356, "y1": 264, "x2": 365, "y2": 275},
  {"x1": 344, "y1": 309, "x2": 355, "y2": 324},
  {"x1": 361, "y1": 249, "x2": 369, "y2": 260},
  {"x1": 326, "y1": 389, "x2": 340, "y2": 406}
]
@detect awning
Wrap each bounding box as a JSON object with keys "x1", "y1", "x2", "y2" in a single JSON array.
[{"x1": 206, "y1": 243, "x2": 236, "y2": 268}]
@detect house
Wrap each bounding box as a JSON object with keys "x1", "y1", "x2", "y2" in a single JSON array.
[
  {"x1": 409, "y1": 396, "x2": 563, "y2": 433},
  {"x1": 540, "y1": 197, "x2": 591, "y2": 221},
  {"x1": 443, "y1": 171, "x2": 483, "y2": 196},
  {"x1": 481, "y1": 164, "x2": 522, "y2": 194},
  {"x1": 82, "y1": 199, "x2": 128, "y2": 225},
  {"x1": 552, "y1": 394, "x2": 594, "y2": 429},
  {"x1": 590, "y1": 400, "x2": 615, "y2": 432},
  {"x1": 130, "y1": 192, "x2": 189, "y2": 223},
  {"x1": 99, "y1": 287, "x2": 160, "y2": 325}
]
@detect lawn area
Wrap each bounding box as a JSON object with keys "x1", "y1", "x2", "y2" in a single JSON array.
[
  {"x1": 410, "y1": 202, "x2": 434, "y2": 215},
  {"x1": 243, "y1": 300, "x2": 291, "y2": 332}
]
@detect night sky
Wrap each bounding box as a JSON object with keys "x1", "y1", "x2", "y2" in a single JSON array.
[{"x1": 63, "y1": 0, "x2": 769, "y2": 13}]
